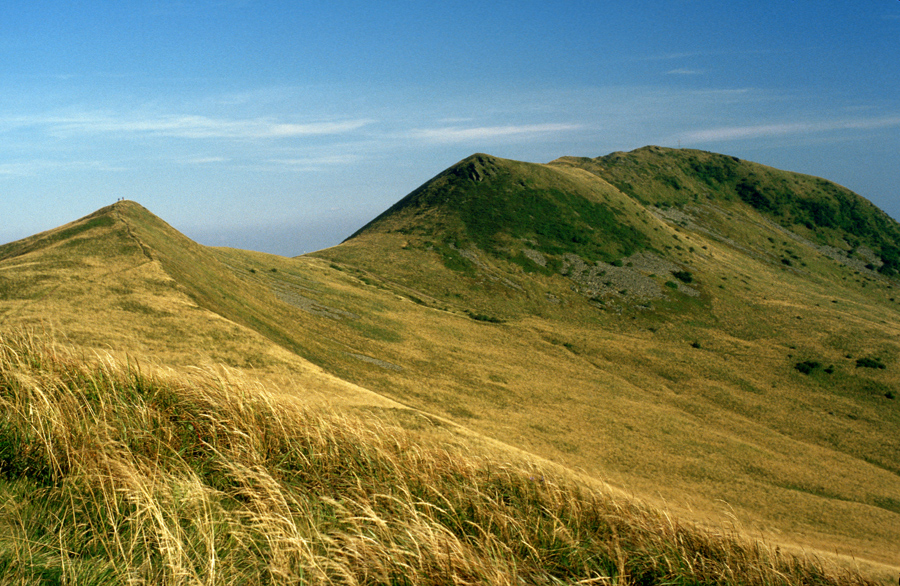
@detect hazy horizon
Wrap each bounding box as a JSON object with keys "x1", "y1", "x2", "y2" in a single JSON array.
[{"x1": 2, "y1": 1, "x2": 899, "y2": 256}]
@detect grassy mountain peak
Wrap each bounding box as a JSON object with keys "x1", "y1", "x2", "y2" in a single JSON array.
[
  {"x1": 348, "y1": 152, "x2": 654, "y2": 269},
  {"x1": 350, "y1": 146, "x2": 900, "y2": 278},
  {"x1": 331, "y1": 146, "x2": 900, "y2": 321}
]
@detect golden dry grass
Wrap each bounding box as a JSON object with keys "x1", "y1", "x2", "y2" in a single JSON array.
[
  {"x1": 0, "y1": 330, "x2": 880, "y2": 585},
  {"x1": 314, "y1": 209, "x2": 900, "y2": 579}
]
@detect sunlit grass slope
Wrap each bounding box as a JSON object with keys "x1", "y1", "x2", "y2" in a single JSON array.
[
  {"x1": 0, "y1": 202, "x2": 400, "y2": 410},
  {"x1": 0, "y1": 331, "x2": 876, "y2": 585}
]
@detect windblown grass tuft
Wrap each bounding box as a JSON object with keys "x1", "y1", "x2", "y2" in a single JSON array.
[{"x1": 0, "y1": 330, "x2": 876, "y2": 584}]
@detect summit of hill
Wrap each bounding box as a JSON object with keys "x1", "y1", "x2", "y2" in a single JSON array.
[
  {"x1": 554, "y1": 146, "x2": 900, "y2": 274},
  {"x1": 345, "y1": 147, "x2": 900, "y2": 282},
  {"x1": 346, "y1": 152, "x2": 653, "y2": 269}
]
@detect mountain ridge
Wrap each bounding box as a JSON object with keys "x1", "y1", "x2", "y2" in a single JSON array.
[
  {"x1": 349, "y1": 147, "x2": 900, "y2": 278},
  {"x1": 555, "y1": 146, "x2": 900, "y2": 273},
  {"x1": 328, "y1": 147, "x2": 900, "y2": 326},
  {"x1": 1, "y1": 147, "x2": 899, "y2": 579}
]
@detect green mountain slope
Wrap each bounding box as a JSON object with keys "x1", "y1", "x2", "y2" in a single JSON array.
[
  {"x1": 348, "y1": 153, "x2": 655, "y2": 268},
  {"x1": 555, "y1": 146, "x2": 900, "y2": 274}
]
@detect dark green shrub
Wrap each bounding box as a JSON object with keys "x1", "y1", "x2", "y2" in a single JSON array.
[
  {"x1": 856, "y1": 357, "x2": 886, "y2": 370},
  {"x1": 795, "y1": 360, "x2": 821, "y2": 375},
  {"x1": 672, "y1": 271, "x2": 693, "y2": 283},
  {"x1": 467, "y1": 312, "x2": 503, "y2": 323}
]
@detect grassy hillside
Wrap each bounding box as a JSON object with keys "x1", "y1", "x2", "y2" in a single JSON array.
[
  {"x1": 554, "y1": 146, "x2": 900, "y2": 274},
  {"x1": 0, "y1": 202, "x2": 398, "y2": 409},
  {"x1": 0, "y1": 147, "x2": 899, "y2": 581},
  {"x1": 0, "y1": 331, "x2": 876, "y2": 585},
  {"x1": 317, "y1": 148, "x2": 900, "y2": 579}
]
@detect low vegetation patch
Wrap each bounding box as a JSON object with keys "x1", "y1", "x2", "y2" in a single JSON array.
[
  {"x1": 795, "y1": 360, "x2": 822, "y2": 375},
  {"x1": 466, "y1": 311, "x2": 504, "y2": 323},
  {"x1": 794, "y1": 360, "x2": 836, "y2": 376},
  {"x1": 856, "y1": 357, "x2": 886, "y2": 370},
  {"x1": 0, "y1": 331, "x2": 875, "y2": 585}
]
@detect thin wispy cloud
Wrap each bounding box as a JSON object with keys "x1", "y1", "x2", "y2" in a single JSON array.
[
  {"x1": 266, "y1": 154, "x2": 359, "y2": 170},
  {"x1": 184, "y1": 156, "x2": 229, "y2": 164},
  {"x1": 639, "y1": 51, "x2": 705, "y2": 61},
  {"x1": 407, "y1": 123, "x2": 582, "y2": 144},
  {"x1": 682, "y1": 116, "x2": 900, "y2": 143},
  {"x1": 0, "y1": 159, "x2": 115, "y2": 176},
  {"x1": 639, "y1": 48, "x2": 776, "y2": 64},
  {"x1": 437, "y1": 117, "x2": 477, "y2": 124},
  {"x1": 667, "y1": 68, "x2": 704, "y2": 76},
  {"x1": 2, "y1": 113, "x2": 373, "y2": 140}
]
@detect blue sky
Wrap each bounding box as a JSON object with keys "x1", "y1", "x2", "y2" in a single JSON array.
[{"x1": 2, "y1": 1, "x2": 899, "y2": 255}]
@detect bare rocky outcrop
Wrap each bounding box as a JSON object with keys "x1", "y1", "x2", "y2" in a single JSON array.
[
  {"x1": 652, "y1": 202, "x2": 888, "y2": 277},
  {"x1": 522, "y1": 248, "x2": 548, "y2": 267},
  {"x1": 562, "y1": 251, "x2": 699, "y2": 303}
]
